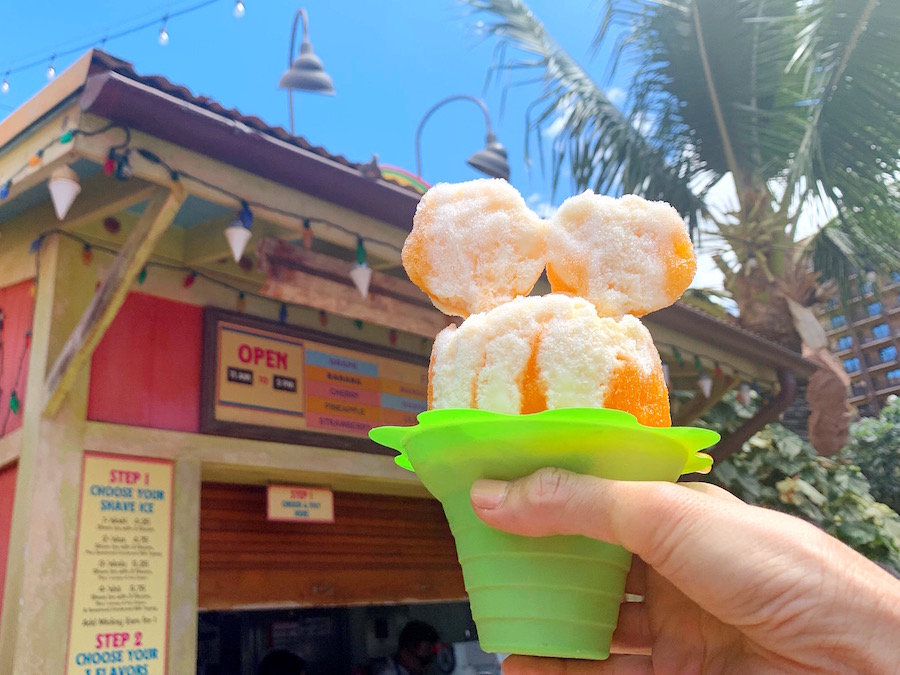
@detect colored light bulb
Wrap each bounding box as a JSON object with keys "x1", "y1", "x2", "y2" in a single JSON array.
[
  {"x1": 279, "y1": 303, "x2": 288, "y2": 324},
  {"x1": 82, "y1": 245, "x2": 93, "y2": 266},
  {"x1": 318, "y1": 310, "x2": 327, "y2": 327},
  {"x1": 237, "y1": 292, "x2": 246, "y2": 312},
  {"x1": 137, "y1": 267, "x2": 147, "y2": 285},
  {"x1": 9, "y1": 390, "x2": 20, "y2": 415},
  {"x1": 184, "y1": 271, "x2": 197, "y2": 288}
]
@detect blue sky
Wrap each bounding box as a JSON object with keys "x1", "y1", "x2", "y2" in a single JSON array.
[{"x1": 1, "y1": 0, "x2": 616, "y2": 214}]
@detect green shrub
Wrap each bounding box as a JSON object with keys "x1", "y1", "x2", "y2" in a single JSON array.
[
  {"x1": 842, "y1": 395, "x2": 900, "y2": 514},
  {"x1": 710, "y1": 421, "x2": 900, "y2": 575}
]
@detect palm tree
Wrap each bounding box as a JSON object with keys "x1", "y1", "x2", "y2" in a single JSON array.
[{"x1": 466, "y1": 0, "x2": 900, "y2": 451}]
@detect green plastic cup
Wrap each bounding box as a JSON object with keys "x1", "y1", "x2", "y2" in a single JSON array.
[{"x1": 370, "y1": 408, "x2": 718, "y2": 660}]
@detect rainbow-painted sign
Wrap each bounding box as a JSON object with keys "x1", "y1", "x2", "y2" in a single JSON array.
[{"x1": 379, "y1": 165, "x2": 431, "y2": 195}]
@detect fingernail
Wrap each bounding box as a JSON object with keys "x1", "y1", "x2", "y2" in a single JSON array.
[{"x1": 471, "y1": 479, "x2": 509, "y2": 510}]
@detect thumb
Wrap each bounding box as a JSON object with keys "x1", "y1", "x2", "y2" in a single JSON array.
[{"x1": 469, "y1": 468, "x2": 847, "y2": 625}]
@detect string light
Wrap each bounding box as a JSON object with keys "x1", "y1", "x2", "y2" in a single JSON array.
[
  {"x1": 183, "y1": 271, "x2": 197, "y2": 288},
  {"x1": 279, "y1": 303, "x2": 288, "y2": 324},
  {"x1": 46, "y1": 56, "x2": 56, "y2": 80},
  {"x1": 389, "y1": 329, "x2": 398, "y2": 346},
  {"x1": 318, "y1": 310, "x2": 327, "y2": 327},
  {"x1": 137, "y1": 267, "x2": 147, "y2": 285},
  {"x1": 354, "y1": 319, "x2": 364, "y2": 330},
  {"x1": 302, "y1": 218, "x2": 314, "y2": 250},
  {"x1": 8, "y1": 391, "x2": 20, "y2": 415},
  {"x1": 1, "y1": 0, "x2": 231, "y2": 86},
  {"x1": 82, "y1": 244, "x2": 93, "y2": 266},
  {"x1": 233, "y1": 0, "x2": 245, "y2": 18},
  {"x1": 158, "y1": 18, "x2": 170, "y2": 46},
  {"x1": 0, "y1": 127, "x2": 405, "y2": 271},
  {"x1": 1, "y1": 72, "x2": 9, "y2": 94},
  {"x1": 236, "y1": 291, "x2": 246, "y2": 312}
]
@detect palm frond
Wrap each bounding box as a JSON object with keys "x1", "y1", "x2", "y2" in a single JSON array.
[
  {"x1": 777, "y1": 0, "x2": 900, "y2": 246},
  {"x1": 465, "y1": 0, "x2": 706, "y2": 226},
  {"x1": 808, "y1": 217, "x2": 900, "y2": 301}
]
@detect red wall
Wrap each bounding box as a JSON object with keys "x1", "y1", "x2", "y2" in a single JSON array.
[
  {"x1": 88, "y1": 293, "x2": 202, "y2": 432},
  {"x1": 0, "y1": 462, "x2": 17, "y2": 629},
  {"x1": 0, "y1": 280, "x2": 34, "y2": 438}
]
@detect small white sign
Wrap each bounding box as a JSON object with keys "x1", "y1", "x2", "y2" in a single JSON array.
[{"x1": 267, "y1": 485, "x2": 335, "y2": 523}]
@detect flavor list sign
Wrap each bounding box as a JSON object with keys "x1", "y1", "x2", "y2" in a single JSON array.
[
  {"x1": 66, "y1": 453, "x2": 174, "y2": 675},
  {"x1": 305, "y1": 349, "x2": 427, "y2": 435},
  {"x1": 210, "y1": 317, "x2": 427, "y2": 441}
]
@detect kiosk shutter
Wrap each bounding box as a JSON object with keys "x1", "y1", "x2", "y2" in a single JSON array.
[{"x1": 199, "y1": 483, "x2": 466, "y2": 608}]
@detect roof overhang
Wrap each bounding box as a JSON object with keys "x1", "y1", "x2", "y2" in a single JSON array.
[{"x1": 77, "y1": 70, "x2": 420, "y2": 232}]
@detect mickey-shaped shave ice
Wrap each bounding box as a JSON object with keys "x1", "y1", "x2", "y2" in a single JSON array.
[
  {"x1": 405, "y1": 179, "x2": 696, "y2": 428},
  {"x1": 402, "y1": 180, "x2": 546, "y2": 317},
  {"x1": 546, "y1": 192, "x2": 696, "y2": 317}
]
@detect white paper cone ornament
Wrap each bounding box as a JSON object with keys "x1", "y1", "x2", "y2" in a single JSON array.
[
  {"x1": 48, "y1": 165, "x2": 81, "y2": 220},
  {"x1": 225, "y1": 222, "x2": 252, "y2": 262},
  {"x1": 350, "y1": 263, "x2": 373, "y2": 298},
  {"x1": 698, "y1": 372, "x2": 713, "y2": 398}
]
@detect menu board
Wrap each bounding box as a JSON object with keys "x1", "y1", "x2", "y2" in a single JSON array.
[
  {"x1": 204, "y1": 312, "x2": 428, "y2": 448},
  {"x1": 65, "y1": 453, "x2": 174, "y2": 675}
]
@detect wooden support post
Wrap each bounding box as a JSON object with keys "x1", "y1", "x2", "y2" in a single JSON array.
[{"x1": 43, "y1": 184, "x2": 186, "y2": 416}]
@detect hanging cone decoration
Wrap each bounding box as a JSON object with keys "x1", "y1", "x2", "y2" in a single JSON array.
[
  {"x1": 48, "y1": 165, "x2": 82, "y2": 220},
  {"x1": 698, "y1": 372, "x2": 713, "y2": 398},
  {"x1": 225, "y1": 202, "x2": 253, "y2": 262},
  {"x1": 350, "y1": 263, "x2": 373, "y2": 299}
]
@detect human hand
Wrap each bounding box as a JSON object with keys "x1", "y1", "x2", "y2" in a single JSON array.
[{"x1": 470, "y1": 468, "x2": 900, "y2": 674}]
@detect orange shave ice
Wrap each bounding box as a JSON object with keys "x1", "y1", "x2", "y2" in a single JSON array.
[{"x1": 403, "y1": 179, "x2": 696, "y2": 426}]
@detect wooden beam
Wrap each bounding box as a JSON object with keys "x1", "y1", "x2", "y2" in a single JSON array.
[
  {"x1": 12, "y1": 172, "x2": 159, "y2": 235},
  {"x1": 257, "y1": 237, "x2": 451, "y2": 338},
  {"x1": 672, "y1": 374, "x2": 736, "y2": 426},
  {"x1": 0, "y1": 53, "x2": 93, "y2": 149},
  {"x1": 43, "y1": 184, "x2": 186, "y2": 416},
  {"x1": 73, "y1": 117, "x2": 409, "y2": 265}
]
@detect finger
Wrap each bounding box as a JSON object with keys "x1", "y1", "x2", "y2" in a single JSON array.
[
  {"x1": 470, "y1": 468, "x2": 845, "y2": 626},
  {"x1": 502, "y1": 654, "x2": 652, "y2": 674},
  {"x1": 610, "y1": 602, "x2": 652, "y2": 654},
  {"x1": 680, "y1": 481, "x2": 743, "y2": 503},
  {"x1": 623, "y1": 556, "x2": 646, "y2": 596}
]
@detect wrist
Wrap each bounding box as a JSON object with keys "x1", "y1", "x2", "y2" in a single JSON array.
[{"x1": 843, "y1": 562, "x2": 900, "y2": 673}]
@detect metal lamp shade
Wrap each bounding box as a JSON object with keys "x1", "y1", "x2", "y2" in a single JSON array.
[
  {"x1": 278, "y1": 42, "x2": 335, "y2": 95},
  {"x1": 466, "y1": 133, "x2": 510, "y2": 180}
]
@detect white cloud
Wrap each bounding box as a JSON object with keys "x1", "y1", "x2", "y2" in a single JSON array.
[
  {"x1": 607, "y1": 87, "x2": 626, "y2": 107},
  {"x1": 526, "y1": 193, "x2": 558, "y2": 218}
]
